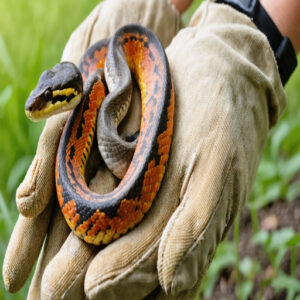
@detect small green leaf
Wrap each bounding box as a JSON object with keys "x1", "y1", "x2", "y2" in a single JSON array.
[
  {"x1": 279, "y1": 152, "x2": 300, "y2": 180},
  {"x1": 286, "y1": 181, "x2": 300, "y2": 202},
  {"x1": 286, "y1": 234, "x2": 300, "y2": 247},
  {"x1": 265, "y1": 183, "x2": 282, "y2": 203},
  {"x1": 252, "y1": 230, "x2": 269, "y2": 246},
  {"x1": 239, "y1": 257, "x2": 253, "y2": 277},
  {"x1": 251, "y1": 183, "x2": 282, "y2": 209},
  {"x1": 237, "y1": 281, "x2": 253, "y2": 300},
  {"x1": 269, "y1": 228, "x2": 295, "y2": 250},
  {"x1": 272, "y1": 273, "x2": 300, "y2": 293},
  {"x1": 256, "y1": 160, "x2": 278, "y2": 181}
]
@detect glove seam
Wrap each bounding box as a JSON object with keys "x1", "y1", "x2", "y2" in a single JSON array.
[{"x1": 179, "y1": 150, "x2": 199, "y2": 201}]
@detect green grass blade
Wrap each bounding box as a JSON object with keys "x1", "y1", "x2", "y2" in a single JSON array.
[
  {"x1": 0, "y1": 35, "x2": 16, "y2": 79},
  {"x1": 0, "y1": 191, "x2": 13, "y2": 231}
]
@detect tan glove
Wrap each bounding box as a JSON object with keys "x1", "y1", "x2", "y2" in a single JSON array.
[{"x1": 3, "y1": 0, "x2": 287, "y2": 299}]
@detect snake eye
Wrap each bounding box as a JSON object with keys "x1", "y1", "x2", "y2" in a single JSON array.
[{"x1": 44, "y1": 89, "x2": 52, "y2": 101}]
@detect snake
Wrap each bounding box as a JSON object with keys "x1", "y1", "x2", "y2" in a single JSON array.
[{"x1": 25, "y1": 24, "x2": 174, "y2": 246}]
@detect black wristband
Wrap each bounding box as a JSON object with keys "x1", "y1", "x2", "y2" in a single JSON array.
[{"x1": 215, "y1": 0, "x2": 297, "y2": 85}]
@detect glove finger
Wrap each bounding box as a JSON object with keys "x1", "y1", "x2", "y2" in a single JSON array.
[
  {"x1": 158, "y1": 128, "x2": 237, "y2": 296},
  {"x1": 62, "y1": 0, "x2": 181, "y2": 66},
  {"x1": 27, "y1": 202, "x2": 70, "y2": 299},
  {"x1": 2, "y1": 200, "x2": 53, "y2": 293},
  {"x1": 40, "y1": 233, "x2": 96, "y2": 300},
  {"x1": 40, "y1": 164, "x2": 117, "y2": 299},
  {"x1": 85, "y1": 230, "x2": 160, "y2": 300},
  {"x1": 61, "y1": 2, "x2": 104, "y2": 64},
  {"x1": 89, "y1": 0, "x2": 181, "y2": 49},
  {"x1": 16, "y1": 113, "x2": 68, "y2": 217}
]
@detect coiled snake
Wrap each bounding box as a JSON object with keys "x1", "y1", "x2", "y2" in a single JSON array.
[{"x1": 25, "y1": 24, "x2": 174, "y2": 245}]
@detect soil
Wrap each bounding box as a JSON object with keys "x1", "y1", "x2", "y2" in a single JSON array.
[{"x1": 209, "y1": 198, "x2": 300, "y2": 300}]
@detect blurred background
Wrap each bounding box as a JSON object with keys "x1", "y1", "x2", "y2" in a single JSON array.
[{"x1": 0, "y1": 0, "x2": 299, "y2": 299}]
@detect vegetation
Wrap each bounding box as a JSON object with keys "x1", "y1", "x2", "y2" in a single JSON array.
[{"x1": 0, "y1": 0, "x2": 299, "y2": 299}]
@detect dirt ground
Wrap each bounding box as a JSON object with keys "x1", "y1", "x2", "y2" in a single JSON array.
[{"x1": 210, "y1": 198, "x2": 300, "y2": 300}]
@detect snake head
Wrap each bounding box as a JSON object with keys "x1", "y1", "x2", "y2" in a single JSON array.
[{"x1": 25, "y1": 62, "x2": 83, "y2": 121}]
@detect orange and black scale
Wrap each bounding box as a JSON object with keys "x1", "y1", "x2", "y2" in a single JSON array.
[{"x1": 55, "y1": 25, "x2": 174, "y2": 246}]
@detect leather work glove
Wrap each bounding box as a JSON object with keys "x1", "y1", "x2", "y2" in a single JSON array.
[{"x1": 3, "y1": 0, "x2": 287, "y2": 299}]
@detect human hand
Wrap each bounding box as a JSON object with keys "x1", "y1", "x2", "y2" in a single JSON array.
[{"x1": 3, "y1": 0, "x2": 287, "y2": 299}]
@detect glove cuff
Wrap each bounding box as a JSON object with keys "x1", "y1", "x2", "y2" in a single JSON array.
[{"x1": 215, "y1": 0, "x2": 297, "y2": 85}]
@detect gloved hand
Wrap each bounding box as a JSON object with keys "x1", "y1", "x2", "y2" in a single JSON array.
[{"x1": 2, "y1": 0, "x2": 287, "y2": 299}]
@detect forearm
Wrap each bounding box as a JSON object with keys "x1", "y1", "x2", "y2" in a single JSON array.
[{"x1": 260, "y1": 0, "x2": 300, "y2": 53}]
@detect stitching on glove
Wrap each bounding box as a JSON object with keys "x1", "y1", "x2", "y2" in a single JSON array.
[{"x1": 179, "y1": 151, "x2": 198, "y2": 200}]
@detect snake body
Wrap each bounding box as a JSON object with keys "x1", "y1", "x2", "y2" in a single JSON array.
[{"x1": 26, "y1": 24, "x2": 174, "y2": 246}]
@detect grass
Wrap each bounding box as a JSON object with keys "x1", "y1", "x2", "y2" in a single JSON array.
[{"x1": 0, "y1": 0, "x2": 299, "y2": 299}]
